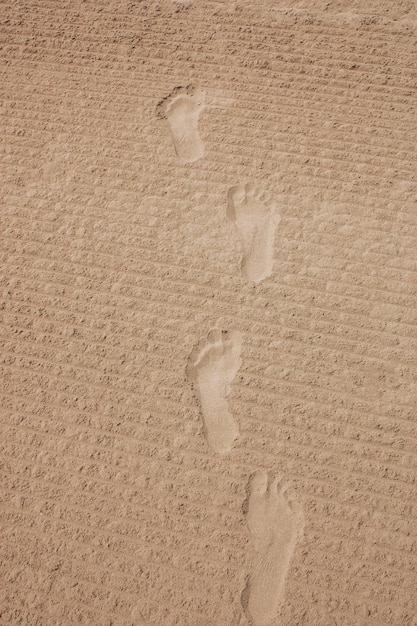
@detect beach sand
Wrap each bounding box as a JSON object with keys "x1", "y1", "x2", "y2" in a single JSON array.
[{"x1": 1, "y1": 1, "x2": 416, "y2": 624}]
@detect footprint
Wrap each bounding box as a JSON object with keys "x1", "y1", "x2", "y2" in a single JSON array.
[
  {"x1": 227, "y1": 184, "x2": 279, "y2": 283},
  {"x1": 157, "y1": 86, "x2": 205, "y2": 163},
  {"x1": 187, "y1": 329, "x2": 241, "y2": 454},
  {"x1": 242, "y1": 471, "x2": 304, "y2": 626}
]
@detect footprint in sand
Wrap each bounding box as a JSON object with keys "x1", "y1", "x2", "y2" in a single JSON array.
[
  {"x1": 242, "y1": 471, "x2": 304, "y2": 626},
  {"x1": 187, "y1": 329, "x2": 241, "y2": 454},
  {"x1": 157, "y1": 86, "x2": 205, "y2": 163},
  {"x1": 227, "y1": 184, "x2": 280, "y2": 283}
]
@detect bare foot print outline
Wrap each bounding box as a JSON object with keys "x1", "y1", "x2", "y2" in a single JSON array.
[
  {"x1": 187, "y1": 329, "x2": 241, "y2": 454},
  {"x1": 242, "y1": 471, "x2": 304, "y2": 626},
  {"x1": 157, "y1": 86, "x2": 205, "y2": 163},
  {"x1": 227, "y1": 184, "x2": 279, "y2": 283}
]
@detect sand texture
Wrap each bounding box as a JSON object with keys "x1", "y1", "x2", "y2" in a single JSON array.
[{"x1": 1, "y1": 1, "x2": 416, "y2": 625}]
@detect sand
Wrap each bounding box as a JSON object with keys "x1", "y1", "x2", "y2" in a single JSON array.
[{"x1": 1, "y1": 1, "x2": 416, "y2": 624}]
